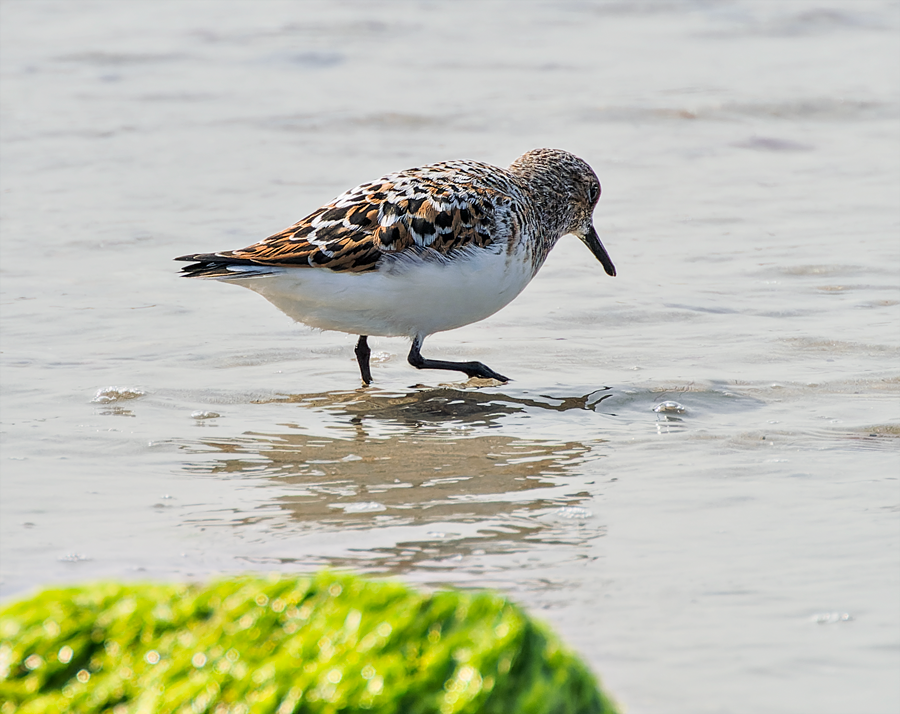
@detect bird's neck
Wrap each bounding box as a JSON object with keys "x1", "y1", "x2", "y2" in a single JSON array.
[{"x1": 506, "y1": 168, "x2": 574, "y2": 272}]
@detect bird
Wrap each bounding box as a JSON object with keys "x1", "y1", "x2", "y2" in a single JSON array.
[{"x1": 175, "y1": 148, "x2": 616, "y2": 385}]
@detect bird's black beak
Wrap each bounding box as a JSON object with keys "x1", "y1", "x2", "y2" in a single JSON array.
[{"x1": 581, "y1": 224, "x2": 616, "y2": 277}]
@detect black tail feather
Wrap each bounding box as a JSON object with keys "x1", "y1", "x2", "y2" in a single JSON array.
[{"x1": 175, "y1": 253, "x2": 276, "y2": 278}]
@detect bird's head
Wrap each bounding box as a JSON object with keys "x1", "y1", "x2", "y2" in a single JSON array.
[{"x1": 510, "y1": 148, "x2": 616, "y2": 277}]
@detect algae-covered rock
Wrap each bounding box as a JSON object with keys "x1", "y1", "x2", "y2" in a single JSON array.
[{"x1": 0, "y1": 571, "x2": 617, "y2": 714}]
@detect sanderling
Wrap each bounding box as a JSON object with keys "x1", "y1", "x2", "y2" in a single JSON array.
[{"x1": 176, "y1": 148, "x2": 615, "y2": 385}]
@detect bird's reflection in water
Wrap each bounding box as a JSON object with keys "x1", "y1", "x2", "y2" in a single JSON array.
[
  {"x1": 259, "y1": 383, "x2": 614, "y2": 428},
  {"x1": 181, "y1": 386, "x2": 612, "y2": 574}
]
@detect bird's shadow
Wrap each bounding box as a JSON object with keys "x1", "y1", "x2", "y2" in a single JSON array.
[{"x1": 251, "y1": 383, "x2": 614, "y2": 432}]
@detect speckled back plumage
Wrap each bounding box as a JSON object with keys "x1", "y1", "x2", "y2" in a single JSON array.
[{"x1": 177, "y1": 148, "x2": 601, "y2": 278}]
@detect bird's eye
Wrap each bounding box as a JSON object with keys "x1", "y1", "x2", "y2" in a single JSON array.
[{"x1": 589, "y1": 183, "x2": 600, "y2": 203}]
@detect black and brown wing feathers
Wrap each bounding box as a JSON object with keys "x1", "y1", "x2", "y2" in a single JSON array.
[{"x1": 176, "y1": 164, "x2": 515, "y2": 277}]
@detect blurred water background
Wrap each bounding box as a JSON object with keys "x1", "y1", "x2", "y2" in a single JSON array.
[{"x1": 1, "y1": 1, "x2": 898, "y2": 712}]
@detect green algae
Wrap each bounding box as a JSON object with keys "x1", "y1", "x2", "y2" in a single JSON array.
[{"x1": 0, "y1": 572, "x2": 618, "y2": 714}]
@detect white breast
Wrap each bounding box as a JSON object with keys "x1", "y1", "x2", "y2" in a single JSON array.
[{"x1": 223, "y1": 246, "x2": 536, "y2": 338}]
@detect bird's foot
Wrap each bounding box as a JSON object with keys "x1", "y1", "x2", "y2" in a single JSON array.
[{"x1": 461, "y1": 362, "x2": 509, "y2": 382}]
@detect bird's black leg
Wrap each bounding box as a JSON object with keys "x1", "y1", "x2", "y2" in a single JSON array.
[
  {"x1": 407, "y1": 335, "x2": 509, "y2": 382},
  {"x1": 355, "y1": 335, "x2": 373, "y2": 385}
]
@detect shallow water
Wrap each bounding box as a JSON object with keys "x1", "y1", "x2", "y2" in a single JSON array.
[{"x1": 1, "y1": 1, "x2": 899, "y2": 712}]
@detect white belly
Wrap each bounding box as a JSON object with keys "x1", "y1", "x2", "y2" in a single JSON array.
[{"x1": 222, "y1": 247, "x2": 536, "y2": 338}]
